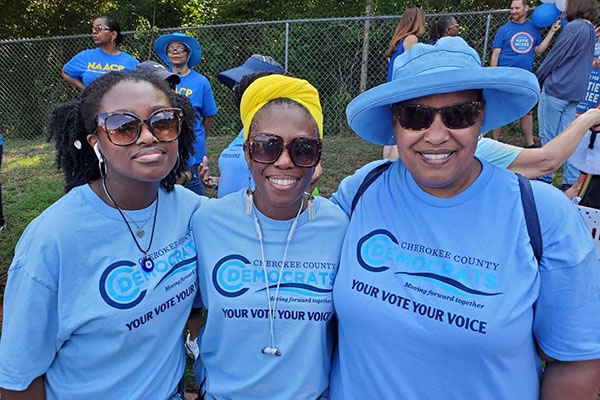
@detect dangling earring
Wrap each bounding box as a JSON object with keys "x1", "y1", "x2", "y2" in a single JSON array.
[
  {"x1": 245, "y1": 173, "x2": 253, "y2": 215},
  {"x1": 477, "y1": 133, "x2": 483, "y2": 140},
  {"x1": 305, "y1": 192, "x2": 315, "y2": 221},
  {"x1": 94, "y1": 143, "x2": 106, "y2": 178}
]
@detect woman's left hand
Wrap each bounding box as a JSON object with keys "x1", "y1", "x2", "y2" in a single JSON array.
[{"x1": 199, "y1": 156, "x2": 218, "y2": 189}]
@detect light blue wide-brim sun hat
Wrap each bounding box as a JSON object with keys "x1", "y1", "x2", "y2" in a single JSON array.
[
  {"x1": 346, "y1": 37, "x2": 541, "y2": 146},
  {"x1": 154, "y1": 32, "x2": 202, "y2": 68}
]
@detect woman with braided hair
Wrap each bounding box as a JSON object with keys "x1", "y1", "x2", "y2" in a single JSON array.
[
  {"x1": 430, "y1": 15, "x2": 460, "y2": 44},
  {"x1": 0, "y1": 70, "x2": 204, "y2": 400}
]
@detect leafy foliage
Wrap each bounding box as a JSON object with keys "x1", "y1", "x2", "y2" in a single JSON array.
[{"x1": 1, "y1": 0, "x2": 511, "y2": 40}]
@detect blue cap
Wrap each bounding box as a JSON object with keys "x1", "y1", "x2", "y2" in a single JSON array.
[
  {"x1": 346, "y1": 37, "x2": 540, "y2": 145},
  {"x1": 217, "y1": 54, "x2": 284, "y2": 90},
  {"x1": 134, "y1": 61, "x2": 181, "y2": 85}
]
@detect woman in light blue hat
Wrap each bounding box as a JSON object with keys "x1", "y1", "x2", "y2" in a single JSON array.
[
  {"x1": 154, "y1": 32, "x2": 217, "y2": 195},
  {"x1": 328, "y1": 37, "x2": 600, "y2": 399}
]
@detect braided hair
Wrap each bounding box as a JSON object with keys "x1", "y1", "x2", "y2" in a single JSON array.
[
  {"x1": 430, "y1": 16, "x2": 457, "y2": 43},
  {"x1": 47, "y1": 70, "x2": 195, "y2": 193}
]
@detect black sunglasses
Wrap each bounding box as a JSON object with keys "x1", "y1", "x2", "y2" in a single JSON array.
[
  {"x1": 392, "y1": 101, "x2": 485, "y2": 131},
  {"x1": 95, "y1": 108, "x2": 183, "y2": 146},
  {"x1": 248, "y1": 133, "x2": 322, "y2": 168}
]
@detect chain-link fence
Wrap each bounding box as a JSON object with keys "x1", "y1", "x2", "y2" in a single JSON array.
[{"x1": 0, "y1": 9, "x2": 547, "y2": 141}]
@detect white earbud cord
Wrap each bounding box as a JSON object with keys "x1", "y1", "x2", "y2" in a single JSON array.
[{"x1": 252, "y1": 197, "x2": 304, "y2": 356}]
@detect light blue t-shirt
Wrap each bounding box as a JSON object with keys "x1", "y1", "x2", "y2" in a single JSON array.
[
  {"x1": 329, "y1": 159, "x2": 600, "y2": 399},
  {"x1": 475, "y1": 137, "x2": 522, "y2": 169},
  {"x1": 191, "y1": 190, "x2": 348, "y2": 400},
  {"x1": 63, "y1": 47, "x2": 139, "y2": 87},
  {"x1": 217, "y1": 130, "x2": 254, "y2": 198},
  {"x1": 175, "y1": 70, "x2": 218, "y2": 166},
  {"x1": 0, "y1": 184, "x2": 205, "y2": 399},
  {"x1": 492, "y1": 20, "x2": 541, "y2": 71}
]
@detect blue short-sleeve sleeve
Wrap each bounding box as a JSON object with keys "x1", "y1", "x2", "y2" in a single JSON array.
[
  {"x1": 0, "y1": 228, "x2": 61, "y2": 390},
  {"x1": 492, "y1": 26, "x2": 505, "y2": 49},
  {"x1": 532, "y1": 182, "x2": 600, "y2": 361},
  {"x1": 475, "y1": 137, "x2": 522, "y2": 169},
  {"x1": 63, "y1": 51, "x2": 86, "y2": 79},
  {"x1": 330, "y1": 160, "x2": 389, "y2": 216}
]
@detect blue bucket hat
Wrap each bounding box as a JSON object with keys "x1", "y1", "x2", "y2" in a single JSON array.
[
  {"x1": 217, "y1": 54, "x2": 284, "y2": 90},
  {"x1": 346, "y1": 37, "x2": 540, "y2": 145},
  {"x1": 154, "y1": 32, "x2": 202, "y2": 68}
]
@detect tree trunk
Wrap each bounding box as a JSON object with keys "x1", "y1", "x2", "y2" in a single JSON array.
[{"x1": 359, "y1": 0, "x2": 373, "y2": 93}]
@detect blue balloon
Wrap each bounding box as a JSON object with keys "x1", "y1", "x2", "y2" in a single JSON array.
[
  {"x1": 561, "y1": 17, "x2": 568, "y2": 28},
  {"x1": 532, "y1": 3, "x2": 560, "y2": 28}
]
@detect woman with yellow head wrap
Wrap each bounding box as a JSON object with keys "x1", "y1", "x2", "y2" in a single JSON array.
[{"x1": 189, "y1": 71, "x2": 348, "y2": 399}]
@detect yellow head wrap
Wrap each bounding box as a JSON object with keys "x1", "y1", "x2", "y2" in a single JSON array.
[{"x1": 240, "y1": 75, "x2": 323, "y2": 140}]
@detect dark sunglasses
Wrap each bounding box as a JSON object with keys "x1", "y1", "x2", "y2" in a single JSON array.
[
  {"x1": 392, "y1": 101, "x2": 485, "y2": 131},
  {"x1": 95, "y1": 108, "x2": 183, "y2": 146},
  {"x1": 248, "y1": 133, "x2": 322, "y2": 168}
]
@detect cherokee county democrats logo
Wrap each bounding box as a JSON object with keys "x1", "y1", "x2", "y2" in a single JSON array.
[
  {"x1": 510, "y1": 32, "x2": 534, "y2": 53},
  {"x1": 357, "y1": 230, "x2": 502, "y2": 297},
  {"x1": 99, "y1": 257, "x2": 196, "y2": 309},
  {"x1": 213, "y1": 254, "x2": 334, "y2": 298}
]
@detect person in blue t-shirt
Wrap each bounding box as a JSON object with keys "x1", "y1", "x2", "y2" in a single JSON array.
[
  {"x1": 329, "y1": 37, "x2": 600, "y2": 400},
  {"x1": 61, "y1": 16, "x2": 139, "y2": 90},
  {"x1": 490, "y1": 0, "x2": 560, "y2": 147},
  {"x1": 0, "y1": 71, "x2": 205, "y2": 400},
  {"x1": 189, "y1": 72, "x2": 348, "y2": 400},
  {"x1": 155, "y1": 33, "x2": 217, "y2": 196}
]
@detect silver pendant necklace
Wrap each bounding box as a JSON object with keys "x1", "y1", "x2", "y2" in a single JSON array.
[
  {"x1": 252, "y1": 198, "x2": 304, "y2": 357},
  {"x1": 102, "y1": 178, "x2": 159, "y2": 272}
]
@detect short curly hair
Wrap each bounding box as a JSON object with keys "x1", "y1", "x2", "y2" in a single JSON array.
[{"x1": 47, "y1": 70, "x2": 196, "y2": 192}]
